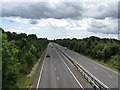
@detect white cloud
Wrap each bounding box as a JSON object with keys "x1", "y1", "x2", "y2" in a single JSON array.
[
  {"x1": 3, "y1": 16, "x2": 118, "y2": 35},
  {"x1": 83, "y1": 2, "x2": 118, "y2": 19},
  {"x1": 0, "y1": 0, "x2": 119, "y2": 2},
  {"x1": 18, "y1": 26, "x2": 22, "y2": 29},
  {"x1": 29, "y1": 27, "x2": 38, "y2": 30},
  {"x1": 37, "y1": 18, "x2": 70, "y2": 28},
  {"x1": 88, "y1": 17, "x2": 118, "y2": 34},
  {"x1": 4, "y1": 17, "x2": 30, "y2": 24},
  {"x1": 36, "y1": 17, "x2": 118, "y2": 34},
  {"x1": 7, "y1": 28, "x2": 25, "y2": 33},
  {"x1": 36, "y1": 18, "x2": 89, "y2": 31}
]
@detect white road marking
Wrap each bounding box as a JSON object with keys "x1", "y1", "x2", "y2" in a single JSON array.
[
  {"x1": 108, "y1": 75, "x2": 112, "y2": 78},
  {"x1": 36, "y1": 56, "x2": 46, "y2": 90},
  {"x1": 57, "y1": 51, "x2": 84, "y2": 89},
  {"x1": 57, "y1": 76, "x2": 59, "y2": 80},
  {"x1": 55, "y1": 67, "x2": 56, "y2": 70}
]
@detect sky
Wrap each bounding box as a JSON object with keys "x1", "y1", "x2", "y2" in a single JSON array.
[{"x1": 0, "y1": 0, "x2": 119, "y2": 40}]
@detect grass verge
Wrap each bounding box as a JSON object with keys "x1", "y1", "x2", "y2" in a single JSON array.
[
  {"x1": 82, "y1": 54, "x2": 120, "y2": 72},
  {"x1": 17, "y1": 50, "x2": 46, "y2": 88}
]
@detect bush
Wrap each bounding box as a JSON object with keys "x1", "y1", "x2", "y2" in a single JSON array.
[{"x1": 107, "y1": 55, "x2": 120, "y2": 66}]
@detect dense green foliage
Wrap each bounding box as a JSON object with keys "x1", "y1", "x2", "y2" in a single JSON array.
[
  {"x1": 55, "y1": 36, "x2": 120, "y2": 69},
  {"x1": 1, "y1": 28, "x2": 48, "y2": 88}
]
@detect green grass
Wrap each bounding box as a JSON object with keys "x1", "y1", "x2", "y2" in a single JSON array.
[
  {"x1": 82, "y1": 54, "x2": 119, "y2": 72},
  {"x1": 71, "y1": 50, "x2": 120, "y2": 72},
  {"x1": 17, "y1": 50, "x2": 46, "y2": 88}
]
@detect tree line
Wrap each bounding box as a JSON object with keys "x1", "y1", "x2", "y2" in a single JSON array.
[
  {"x1": 55, "y1": 36, "x2": 120, "y2": 70},
  {"x1": 1, "y1": 28, "x2": 48, "y2": 88}
]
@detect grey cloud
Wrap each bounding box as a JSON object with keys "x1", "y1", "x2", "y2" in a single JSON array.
[
  {"x1": 83, "y1": 2, "x2": 118, "y2": 19},
  {"x1": 29, "y1": 19, "x2": 38, "y2": 24},
  {"x1": 91, "y1": 19, "x2": 106, "y2": 28},
  {"x1": 2, "y1": 2, "x2": 83, "y2": 19},
  {"x1": 1, "y1": 2, "x2": 118, "y2": 19},
  {"x1": 87, "y1": 18, "x2": 118, "y2": 34},
  {"x1": 88, "y1": 27, "x2": 118, "y2": 34},
  {"x1": 118, "y1": 2, "x2": 120, "y2": 18},
  {"x1": 9, "y1": 20, "x2": 14, "y2": 23},
  {"x1": 88, "y1": 28, "x2": 118, "y2": 34}
]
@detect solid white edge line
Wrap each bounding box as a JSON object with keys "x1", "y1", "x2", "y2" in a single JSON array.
[
  {"x1": 57, "y1": 76, "x2": 60, "y2": 80},
  {"x1": 36, "y1": 55, "x2": 46, "y2": 90},
  {"x1": 57, "y1": 50, "x2": 84, "y2": 89},
  {"x1": 55, "y1": 67, "x2": 56, "y2": 70}
]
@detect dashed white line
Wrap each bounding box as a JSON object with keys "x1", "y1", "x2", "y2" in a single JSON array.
[
  {"x1": 57, "y1": 51, "x2": 84, "y2": 89},
  {"x1": 57, "y1": 76, "x2": 60, "y2": 80},
  {"x1": 55, "y1": 67, "x2": 56, "y2": 70},
  {"x1": 108, "y1": 75, "x2": 112, "y2": 78}
]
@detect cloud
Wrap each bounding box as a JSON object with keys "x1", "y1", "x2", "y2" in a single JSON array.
[
  {"x1": 29, "y1": 19, "x2": 38, "y2": 24},
  {"x1": 1, "y1": 2, "x2": 83, "y2": 19},
  {"x1": 35, "y1": 18, "x2": 89, "y2": 31},
  {"x1": 83, "y1": 2, "x2": 118, "y2": 19},
  {"x1": 0, "y1": 0, "x2": 119, "y2": 2},
  {"x1": 36, "y1": 17, "x2": 118, "y2": 34},
  {"x1": 29, "y1": 27, "x2": 38, "y2": 30},
  {"x1": 9, "y1": 20, "x2": 14, "y2": 23},
  {"x1": 87, "y1": 17, "x2": 118, "y2": 34},
  {"x1": 18, "y1": 26, "x2": 22, "y2": 29},
  {"x1": 1, "y1": 2, "x2": 118, "y2": 19},
  {"x1": 7, "y1": 28, "x2": 25, "y2": 33},
  {"x1": 4, "y1": 16, "x2": 117, "y2": 35},
  {"x1": 4, "y1": 17, "x2": 39, "y2": 25},
  {"x1": 4, "y1": 17, "x2": 30, "y2": 24}
]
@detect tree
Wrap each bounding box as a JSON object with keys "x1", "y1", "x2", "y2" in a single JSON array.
[
  {"x1": 20, "y1": 52, "x2": 34, "y2": 74},
  {"x1": 2, "y1": 33, "x2": 20, "y2": 88},
  {"x1": 2, "y1": 28, "x2": 48, "y2": 88},
  {"x1": 27, "y1": 34, "x2": 37, "y2": 41}
]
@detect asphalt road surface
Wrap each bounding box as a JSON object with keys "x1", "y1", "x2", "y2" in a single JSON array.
[
  {"x1": 34, "y1": 43, "x2": 93, "y2": 89},
  {"x1": 54, "y1": 43, "x2": 119, "y2": 89}
]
